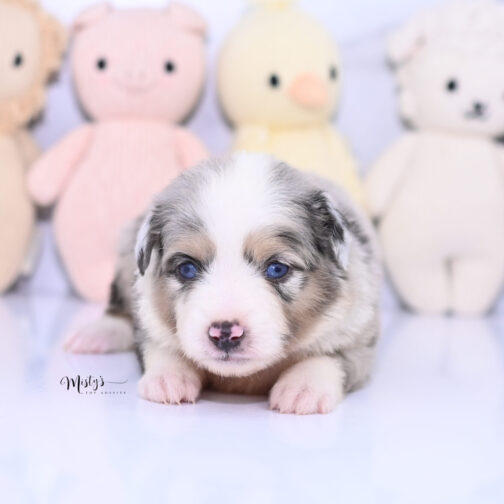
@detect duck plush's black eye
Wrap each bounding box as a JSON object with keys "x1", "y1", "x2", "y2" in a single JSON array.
[
  {"x1": 13, "y1": 53, "x2": 24, "y2": 68},
  {"x1": 329, "y1": 66, "x2": 338, "y2": 80},
  {"x1": 165, "y1": 60, "x2": 176, "y2": 73},
  {"x1": 446, "y1": 79, "x2": 458, "y2": 92},
  {"x1": 269, "y1": 74, "x2": 280, "y2": 88},
  {"x1": 96, "y1": 58, "x2": 107, "y2": 71}
]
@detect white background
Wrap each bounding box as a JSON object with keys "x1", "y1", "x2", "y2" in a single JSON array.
[{"x1": 21, "y1": 0, "x2": 503, "y2": 312}]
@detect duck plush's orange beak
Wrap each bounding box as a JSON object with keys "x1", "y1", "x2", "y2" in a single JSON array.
[{"x1": 288, "y1": 73, "x2": 329, "y2": 109}]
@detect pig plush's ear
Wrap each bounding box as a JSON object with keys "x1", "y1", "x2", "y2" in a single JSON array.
[
  {"x1": 166, "y1": 2, "x2": 207, "y2": 37},
  {"x1": 73, "y1": 3, "x2": 112, "y2": 33}
]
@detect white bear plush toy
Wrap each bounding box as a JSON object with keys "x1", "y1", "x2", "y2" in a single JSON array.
[{"x1": 365, "y1": 0, "x2": 504, "y2": 316}]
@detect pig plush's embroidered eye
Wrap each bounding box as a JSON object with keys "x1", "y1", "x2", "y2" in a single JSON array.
[
  {"x1": 329, "y1": 65, "x2": 338, "y2": 80},
  {"x1": 178, "y1": 261, "x2": 199, "y2": 280},
  {"x1": 266, "y1": 262, "x2": 289, "y2": 280},
  {"x1": 165, "y1": 60, "x2": 176, "y2": 73},
  {"x1": 96, "y1": 58, "x2": 107, "y2": 71},
  {"x1": 12, "y1": 52, "x2": 24, "y2": 68}
]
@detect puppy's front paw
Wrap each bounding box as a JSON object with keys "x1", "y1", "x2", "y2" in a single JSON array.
[
  {"x1": 63, "y1": 315, "x2": 134, "y2": 354},
  {"x1": 270, "y1": 358, "x2": 345, "y2": 415},
  {"x1": 138, "y1": 370, "x2": 202, "y2": 405}
]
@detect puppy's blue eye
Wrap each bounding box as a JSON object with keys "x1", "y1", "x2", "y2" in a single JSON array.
[
  {"x1": 266, "y1": 262, "x2": 289, "y2": 280},
  {"x1": 178, "y1": 262, "x2": 199, "y2": 280}
]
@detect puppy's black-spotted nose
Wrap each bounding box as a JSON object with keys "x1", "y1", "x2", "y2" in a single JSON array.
[{"x1": 208, "y1": 321, "x2": 244, "y2": 352}]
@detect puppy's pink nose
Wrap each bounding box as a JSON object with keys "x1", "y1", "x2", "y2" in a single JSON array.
[
  {"x1": 208, "y1": 321, "x2": 245, "y2": 352},
  {"x1": 208, "y1": 323, "x2": 244, "y2": 339}
]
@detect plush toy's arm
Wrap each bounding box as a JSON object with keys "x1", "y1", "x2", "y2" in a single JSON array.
[
  {"x1": 27, "y1": 125, "x2": 93, "y2": 207},
  {"x1": 234, "y1": 124, "x2": 271, "y2": 152},
  {"x1": 365, "y1": 134, "x2": 416, "y2": 219},
  {"x1": 14, "y1": 131, "x2": 41, "y2": 167},
  {"x1": 328, "y1": 129, "x2": 367, "y2": 209},
  {"x1": 174, "y1": 128, "x2": 209, "y2": 170}
]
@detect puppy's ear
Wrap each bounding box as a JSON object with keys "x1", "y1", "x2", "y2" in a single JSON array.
[
  {"x1": 305, "y1": 191, "x2": 351, "y2": 271},
  {"x1": 135, "y1": 209, "x2": 163, "y2": 276}
]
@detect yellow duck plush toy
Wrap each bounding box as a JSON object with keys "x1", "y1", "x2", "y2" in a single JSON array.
[{"x1": 217, "y1": 0, "x2": 365, "y2": 208}]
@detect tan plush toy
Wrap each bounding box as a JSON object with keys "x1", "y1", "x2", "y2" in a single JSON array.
[
  {"x1": 0, "y1": 0, "x2": 65, "y2": 292},
  {"x1": 217, "y1": 0, "x2": 366, "y2": 208},
  {"x1": 27, "y1": 3, "x2": 209, "y2": 302}
]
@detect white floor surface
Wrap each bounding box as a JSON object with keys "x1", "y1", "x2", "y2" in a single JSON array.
[{"x1": 1, "y1": 294, "x2": 504, "y2": 504}]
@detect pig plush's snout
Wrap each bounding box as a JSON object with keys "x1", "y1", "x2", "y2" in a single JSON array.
[{"x1": 118, "y1": 67, "x2": 154, "y2": 92}]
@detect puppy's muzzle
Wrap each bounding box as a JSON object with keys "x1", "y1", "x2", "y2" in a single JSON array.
[{"x1": 208, "y1": 321, "x2": 244, "y2": 353}]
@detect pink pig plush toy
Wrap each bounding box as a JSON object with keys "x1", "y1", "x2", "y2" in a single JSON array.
[{"x1": 28, "y1": 2, "x2": 209, "y2": 302}]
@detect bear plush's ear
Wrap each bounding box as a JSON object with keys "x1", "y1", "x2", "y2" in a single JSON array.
[
  {"x1": 73, "y1": 3, "x2": 112, "y2": 33},
  {"x1": 42, "y1": 14, "x2": 67, "y2": 78},
  {"x1": 166, "y1": 2, "x2": 207, "y2": 37},
  {"x1": 387, "y1": 18, "x2": 425, "y2": 66}
]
